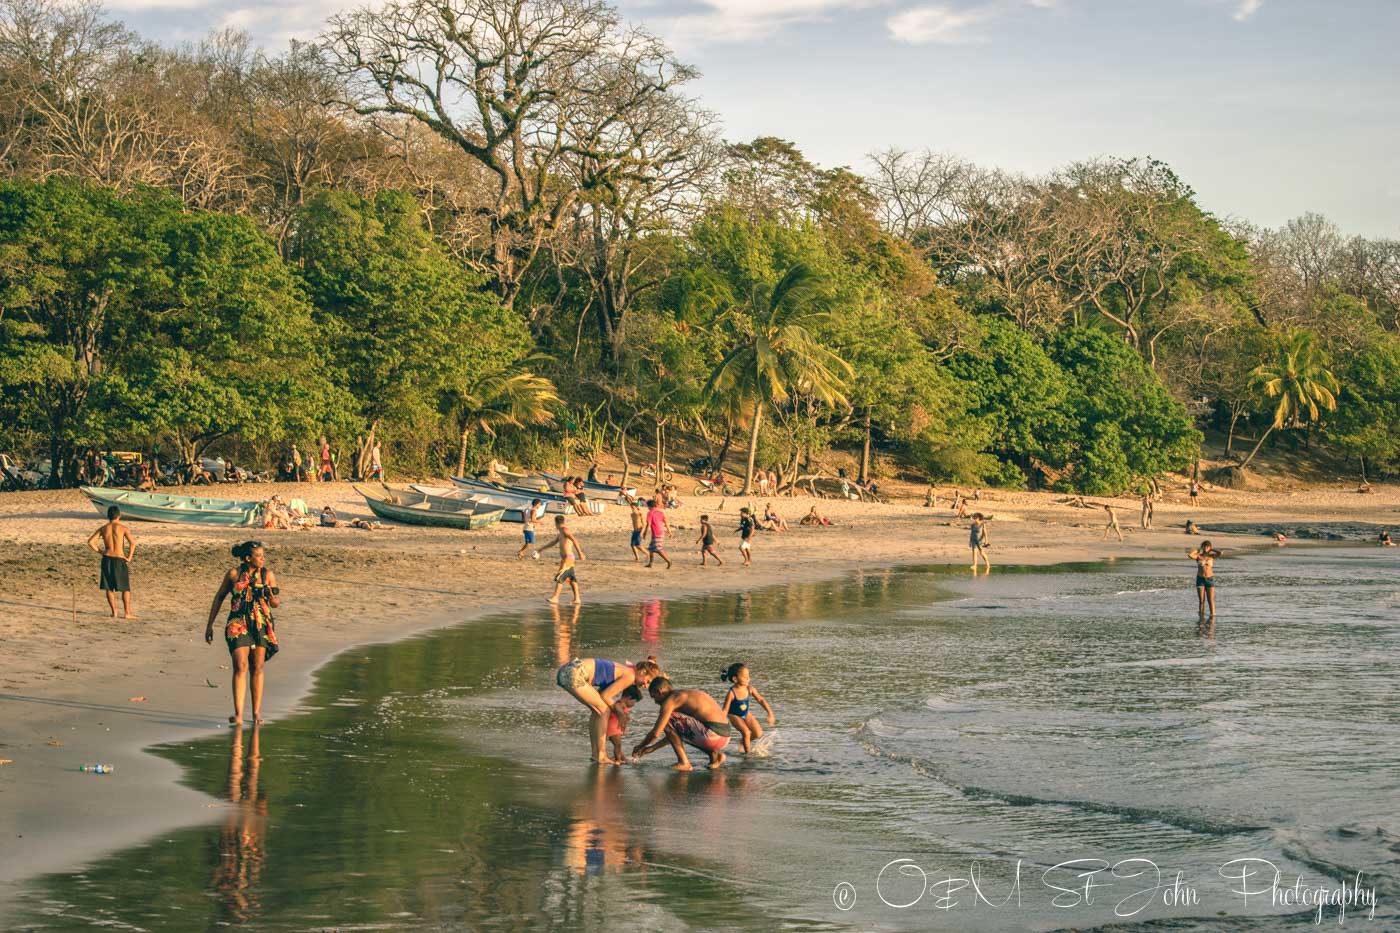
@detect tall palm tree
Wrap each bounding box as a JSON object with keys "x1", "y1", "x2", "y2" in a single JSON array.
[
  {"x1": 1239, "y1": 330, "x2": 1339, "y2": 470},
  {"x1": 707, "y1": 264, "x2": 852, "y2": 493},
  {"x1": 453, "y1": 368, "x2": 560, "y2": 477}
]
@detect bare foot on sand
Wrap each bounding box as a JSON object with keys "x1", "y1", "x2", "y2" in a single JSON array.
[
  {"x1": 546, "y1": 596, "x2": 561, "y2": 604},
  {"x1": 708, "y1": 752, "x2": 726, "y2": 769},
  {"x1": 672, "y1": 762, "x2": 693, "y2": 771}
]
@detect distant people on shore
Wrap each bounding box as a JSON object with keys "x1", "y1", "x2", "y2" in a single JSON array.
[
  {"x1": 517, "y1": 499, "x2": 543, "y2": 560},
  {"x1": 86, "y1": 505, "x2": 136, "y2": 619},
  {"x1": 367, "y1": 440, "x2": 383, "y2": 481},
  {"x1": 1189, "y1": 479, "x2": 1201, "y2": 506},
  {"x1": 318, "y1": 436, "x2": 335, "y2": 482},
  {"x1": 1188, "y1": 540, "x2": 1223, "y2": 619},
  {"x1": 761, "y1": 502, "x2": 789, "y2": 532},
  {"x1": 1380, "y1": 530, "x2": 1395, "y2": 547},
  {"x1": 645, "y1": 498, "x2": 672, "y2": 569},
  {"x1": 1274, "y1": 532, "x2": 1288, "y2": 546},
  {"x1": 629, "y1": 501, "x2": 646, "y2": 563},
  {"x1": 738, "y1": 507, "x2": 756, "y2": 565},
  {"x1": 1103, "y1": 503, "x2": 1123, "y2": 542},
  {"x1": 970, "y1": 513, "x2": 992, "y2": 572},
  {"x1": 697, "y1": 514, "x2": 723, "y2": 566},
  {"x1": 1185, "y1": 519, "x2": 1200, "y2": 535},
  {"x1": 206, "y1": 541, "x2": 280, "y2": 725},
  {"x1": 801, "y1": 505, "x2": 831, "y2": 526},
  {"x1": 1141, "y1": 492, "x2": 1154, "y2": 529}
]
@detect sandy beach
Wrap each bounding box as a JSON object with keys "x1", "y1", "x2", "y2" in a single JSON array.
[{"x1": 2, "y1": 474, "x2": 1398, "y2": 910}]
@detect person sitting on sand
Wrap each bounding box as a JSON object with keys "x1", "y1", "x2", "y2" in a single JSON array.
[
  {"x1": 800, "y1": 506, "x2": 831, "y2": 527},
  {"x1": 632, "y1": 677, "x2": 732, "y2": 771},
  {"x1": 206, "y1": 541, "x2": 280, "y2": 725},
  {"x1": 762, "y1": 502, "x2": 789, "y2": 532},
  {"x1": 1380, "y1": 530, "x2": 1395, "y2": 547},
  {"x1": 555, "y1": 656, "x2": 663, "y2": 765},
  {"x1": 136, "y1": 462, "x2": 157, "y2": 493},
  {"x1": 720, "y1": 662, "x2": 776, "y2": 754},
  {"x1": 1185, "y1": 519, "x2": 1200, "y2": 535},
  {"x1": 1358, "y1": 482, "x2": 1374, "y2": 495},
  {"x1": 261, "y1": 499, "x2": 291, "y2": 530},
  {"x1": 1274, "y1": 532, "x2": 1287, "y2": 546},
  {"x1": 1188, "y1": 540, "x2": 1223, "y2": 619},
  {"x1": 319, "y1": 505, "x2": 341, "y2": 528}
]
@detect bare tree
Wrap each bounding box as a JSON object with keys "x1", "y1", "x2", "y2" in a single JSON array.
[{"x1": 322, "y1": 0, "x2": 696, "y2": 321}]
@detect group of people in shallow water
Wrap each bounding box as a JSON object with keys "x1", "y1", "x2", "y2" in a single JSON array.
[{"x1": 556, "y1": 656, "x2": 776, "y2": 769}]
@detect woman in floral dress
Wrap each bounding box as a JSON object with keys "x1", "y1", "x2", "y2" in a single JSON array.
[{"x1": 206, "y1": 541, "x2": 281, "y2": 724}]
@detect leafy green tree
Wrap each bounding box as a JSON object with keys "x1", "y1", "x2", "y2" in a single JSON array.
[
  {"x1": 1240, "y1": 330, "x2": 1339, "y2": 470},
  {"x1": 706, "y1": 263, "x2": 852, "y2": 493},
  {"x1": 292, "y1": 190, "x2": 529, "y2": 452},
  {"x1": 1329, "y1": 335, "x2": 1400, "y2": 479},
  {"x1": 1049, "y1": 328, "x2": 1200, "y2": 492},
  {"x1": 452, "y1": 367, "x2": 560, "y2": 477}
]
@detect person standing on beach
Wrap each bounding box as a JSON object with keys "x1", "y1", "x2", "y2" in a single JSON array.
[
  {"x1": 206, "y1": 541, "x2": 280, "y2": 725},
  {"x1": 318, "y1": 436, "x2": 335, "y2": 482},
  {"x1": 517, "y1": 499, "x2": 543, "y2": 560},
  {"x1": 1103, "y1": 503, "x2": 1124, "y2": 542},
  {"x1": 86, "y1": 506, "x2": 136, "y2": 619},
  {"x1": 1188, "y1": 541, "x2": 1222, "y2": 618},
  {"x1": 539, "y1": 515, "x2": 585, "y2": 604},
  {"x1": 1141, "y1": 493, "x2": 1154, "y2": 530},
  {"x1": 1189, "y1": 479, "x2": 1201, "y2": 507},
  {"x1": 555, "y1": 656, "x2": 663, "y2": 764},
  {"x1": 645, "y1": 498, "x2": 671, "y2": 569},
  {"x1": 367, "y1": 440, "x2": 383, "y2": 481},
  {"x1": 629, "y1": 501, "x2": 646, "y2": 563},
  {"x1": 969, "y1": 513, "x2": 991, "y2": 572}
]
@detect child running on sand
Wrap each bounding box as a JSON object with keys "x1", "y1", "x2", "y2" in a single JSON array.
[
  {"x1": 738, "y1": 507, "x2": 756, "y2": 566},
  {"x1": 539, "y1": 515, "x2": 586, "y2": 605},
  {"x1": 720, "y1": 662, "x2": 776, "y2": 754},
  {"x1": 1188, "y1": 540, "x2": 1223, "y2": 618},
  {"x1": 606, "y1": 685, "x2": 644, "y2": 762},
  {"x1": 516, "y1": 499, "x2": 544, "y2": 559},
  {"x1": 697, "y1": 514, "x2": 724, "y2": 566}
]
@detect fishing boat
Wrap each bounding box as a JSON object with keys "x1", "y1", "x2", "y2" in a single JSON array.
[
  {"x1": 450, "y1": 476, "x2": 606, "y2": 515},
  {"x1": 354, "y1": 485, "x2": 505, "y2": 530},
  {"x1": 80, "y1": 486, "x2": 262, "y2": 527},
  {"x1": 409, "y1": 484, "x2": 552, "y2": 524}
]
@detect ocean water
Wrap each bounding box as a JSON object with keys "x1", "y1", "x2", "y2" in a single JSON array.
[{"x1": 13, "y1": 549, "x2": 1398, "y2": 931}]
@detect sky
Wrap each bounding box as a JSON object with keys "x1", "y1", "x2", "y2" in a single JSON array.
[{"x1": 120, "y1": 0, "x2": 1400, "y2": 237}]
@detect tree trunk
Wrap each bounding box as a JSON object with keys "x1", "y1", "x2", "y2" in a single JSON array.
[
  {"x1": 1360, "y1": 455, "x2": 1368, "y2": 484},
  {"x1": 717, "y1": 417, "x2": 734, "y2": 474},
  {"x1": 1239, "y1": 424, "x2": 1275, "y2": 471},
  {"x1": 456, "y1": 427, "x2": 471, "y2": 478},
  {"x1": 618, "y1": 423, "x2": 631, "y2": 492},
  {"x1": 742, "y1": 404, "x2": 763, "y2": 494},
  {"x1": 1224, "y1": 407, "x2": 1243, "y2": 459},
  {"x1": 858, "y1": 411, "x2": 872, "y2": 484}
]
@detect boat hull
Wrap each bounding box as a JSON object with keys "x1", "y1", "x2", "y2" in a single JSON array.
[
  {"x1": 450, "y1": 477, "x2": 605, "y2": 515},
  {"x1": 81, "y1": 486, "x2": 261, "y2": 527},
  {"x1": 356, "y1": 486, "x2": 505, "y2": 530}
]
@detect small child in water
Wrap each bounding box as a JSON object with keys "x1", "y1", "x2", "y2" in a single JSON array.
[
  {"x1": 607, "y1": 685, "x2": 644, "y2": 762},
  {"x1": 721, "y1": 662, "x2": 775, "y2": 753},
  {"x1": 697, "y1": 514, "x2": 724, "y2": 566}
]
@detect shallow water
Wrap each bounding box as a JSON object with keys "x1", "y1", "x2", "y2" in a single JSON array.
[{"x1": 14, "y1": 549, "x2": 1398, "y2": 931}]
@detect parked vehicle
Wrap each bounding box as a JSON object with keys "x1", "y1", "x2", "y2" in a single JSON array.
[{"x1": 1, "y1": 454, "x2": 39, "y2": 491}]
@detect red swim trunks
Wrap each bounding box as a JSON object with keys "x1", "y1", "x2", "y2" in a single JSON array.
[{"x1": 669, "y1": 713, "x2": 732, "y2": 753}]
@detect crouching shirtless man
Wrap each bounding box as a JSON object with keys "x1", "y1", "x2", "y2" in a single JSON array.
[{"x1": 632, "y1": 677, "x2": 731, "y2": 770}]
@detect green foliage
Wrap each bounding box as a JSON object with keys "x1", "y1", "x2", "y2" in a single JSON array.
[{"x1": 1329, "y1": 335, "x2": 1400, "y2": 475}]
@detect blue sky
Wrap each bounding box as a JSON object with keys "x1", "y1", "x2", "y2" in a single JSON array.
[{"x1": 121, "y1": 0, "x2": 1399, "y2": 236}]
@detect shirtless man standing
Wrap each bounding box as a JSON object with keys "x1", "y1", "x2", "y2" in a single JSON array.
[
  {"x1": 539, "y1": 515, "x2": 586, "y2": 605},
  {"x1": 1188, "y1": 540, "x2": 1223, "y2": 619},
  {"x1": 632, "y1": 678, "x2": 732, "y2": 770},
  {"x1": 86, "y1": 505, "x2": 136, "y2": 619}
]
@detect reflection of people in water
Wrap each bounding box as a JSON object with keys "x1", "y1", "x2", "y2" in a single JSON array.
[
  {"x1": 551, "y1": 602, "x2": 580, "y2": 666},
  {"x1": 213, "y1": 724, "x2": 267, "y2": 923},
  {"x1": 639, "y1": 599, "x2": 664, "y2": 645},
  {"x1": 559, "y1": 767, "x2": 642, "y2": 877}
]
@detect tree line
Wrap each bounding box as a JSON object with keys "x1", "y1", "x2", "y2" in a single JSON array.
[{"x1": 1, "y1": 0, "x2": 1396, "y2": 492}]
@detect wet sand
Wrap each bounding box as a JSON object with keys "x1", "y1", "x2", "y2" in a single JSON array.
[{"x1": 1, "y1": 476, "x2": 1397, "y2": 907}]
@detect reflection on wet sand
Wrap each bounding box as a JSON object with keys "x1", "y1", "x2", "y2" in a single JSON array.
[
  {"x1": 213, "y1": 724, "x2": 267, "y2": 924},
  {"x1": 551, "y1": 602, "x2": 581, "y2": 665}
]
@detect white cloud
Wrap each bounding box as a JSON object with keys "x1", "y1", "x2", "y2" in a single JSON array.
[
  {"x1": 634, "y1": 0, "x2": 891, "y2": 43},
  {"x1": 1232, "y1": 0, "x2": 1264, "y2": 21},
  {"x1": 887, "y1": 4, "x2": 995, "y2": 42}
]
